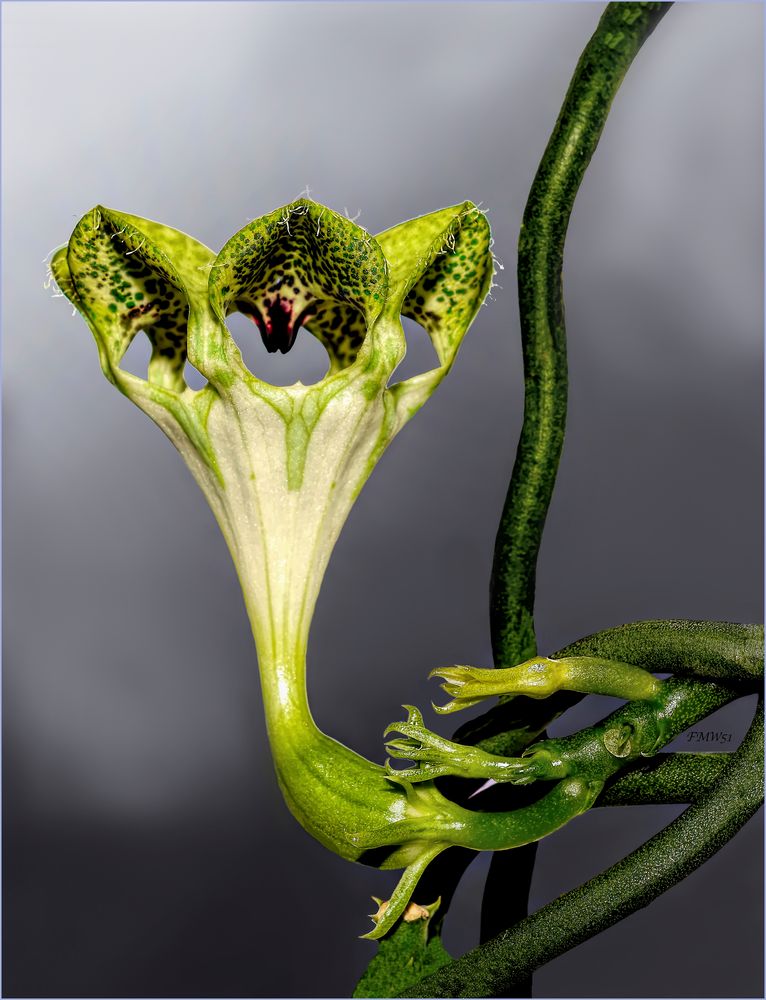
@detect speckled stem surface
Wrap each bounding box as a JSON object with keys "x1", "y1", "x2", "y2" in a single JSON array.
[
  {"x1": 400, "y1": 700, "x2": 763, "y2": 997},
  {"x1": 597, "y1": 751, "x2": 730, "y2": 806},
  {"x1": 489, "y1": 0, "x2": 672, "y2": 670},
  {"x1": 482, "y1": 1, "x2": 672, "y2": 960},
  {"x1": 558, "y1": 620, "x2": 764, "y2": 685}
]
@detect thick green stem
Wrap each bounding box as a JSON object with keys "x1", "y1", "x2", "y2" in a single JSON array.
[
  {"x1": 597, "y1": 752, "x2": 730, "y2": 806},
  {"x1": 400, "y1": 700, "x2": 763, "y2": 997},
  {"x1": 481, "y1": 1, "x2": 672, "y2": 957},
  {"x1": 558, "y1": 620, "x2": 764, "y2": 685},
  {"x1": 489, "y1": 1, "x2": 672, "y2": 669}
]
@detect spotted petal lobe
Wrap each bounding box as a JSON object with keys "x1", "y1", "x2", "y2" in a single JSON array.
[
  {"x1": 52, "y1": 205, "x2": 215, "y2": 393},
  {"x1": 375, "y1": 203, "x2": 494, "y2": 423},
  {"x1": 208, "y1": 199, "x2": 389, "y2": 377}
]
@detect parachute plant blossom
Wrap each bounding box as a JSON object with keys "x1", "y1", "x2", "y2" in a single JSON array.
[
  {"x1": 51, "y1": 199, "x2": 603, "y2": 937},
  {"x1": 51, "y1": 199, "x2": 490, "y2": 686}
]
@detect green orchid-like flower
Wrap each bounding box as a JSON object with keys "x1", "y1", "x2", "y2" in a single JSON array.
[{"x1": 51, "y1": 199, "x2": 604, "y2": 937}]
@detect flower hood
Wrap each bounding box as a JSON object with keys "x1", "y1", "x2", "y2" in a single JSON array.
[{"x1": 50, "y1": 199, "x2": 494, "y2": 721}]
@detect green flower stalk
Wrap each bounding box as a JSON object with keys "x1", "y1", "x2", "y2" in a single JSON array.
[{"x1": 51, "y1": 198, "x2": 607, "y2": 938}]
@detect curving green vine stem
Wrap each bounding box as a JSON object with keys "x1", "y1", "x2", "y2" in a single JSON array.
[
  {"x1": 358, "y1": 4, "x2": 688, "y2": 990},
  {"x1": 482, "y1": 0, "x2": 672, "y2": 956},
  {"x1": 490, "y1": 0, "x2": 672, "y2": 670}
]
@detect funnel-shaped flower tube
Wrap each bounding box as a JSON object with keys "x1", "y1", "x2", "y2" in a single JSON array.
[{"x1": 51, "y1": 199, "x2": 600, "y2": 937}]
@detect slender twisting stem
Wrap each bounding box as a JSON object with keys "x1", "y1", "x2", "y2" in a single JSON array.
[
  {"x1": 482, "y1": 4, "x2": 672, "y2": 954},
  {"x1": 400, "y1": 700, "x2": 763, "y2": 997},
  {"x1": 490, "y1": 1, "x2": 672, "y2": 670}
]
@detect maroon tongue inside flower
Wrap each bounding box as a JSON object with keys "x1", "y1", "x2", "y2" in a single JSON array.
[{"x1": 238, "y1": 295, "x2": 316, "y2": 355}]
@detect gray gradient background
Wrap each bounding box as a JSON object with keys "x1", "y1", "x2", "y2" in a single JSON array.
[{"x1": 3, "y1": 2, "x2": 763, "y2": 997}]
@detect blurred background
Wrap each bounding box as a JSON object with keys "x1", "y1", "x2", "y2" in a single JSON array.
[{"x1": 3, "y1": 2, "x2": 763, "y2": 996}]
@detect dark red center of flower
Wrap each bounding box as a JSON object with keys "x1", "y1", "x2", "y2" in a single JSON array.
[{"x1": 238, "y1": 293, "x2": 316, "y2": 355}]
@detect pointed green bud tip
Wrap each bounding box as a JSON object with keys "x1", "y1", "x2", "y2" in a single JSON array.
[{"x1": 428, "y1": 665, "x2": 492, "y2": 713}]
